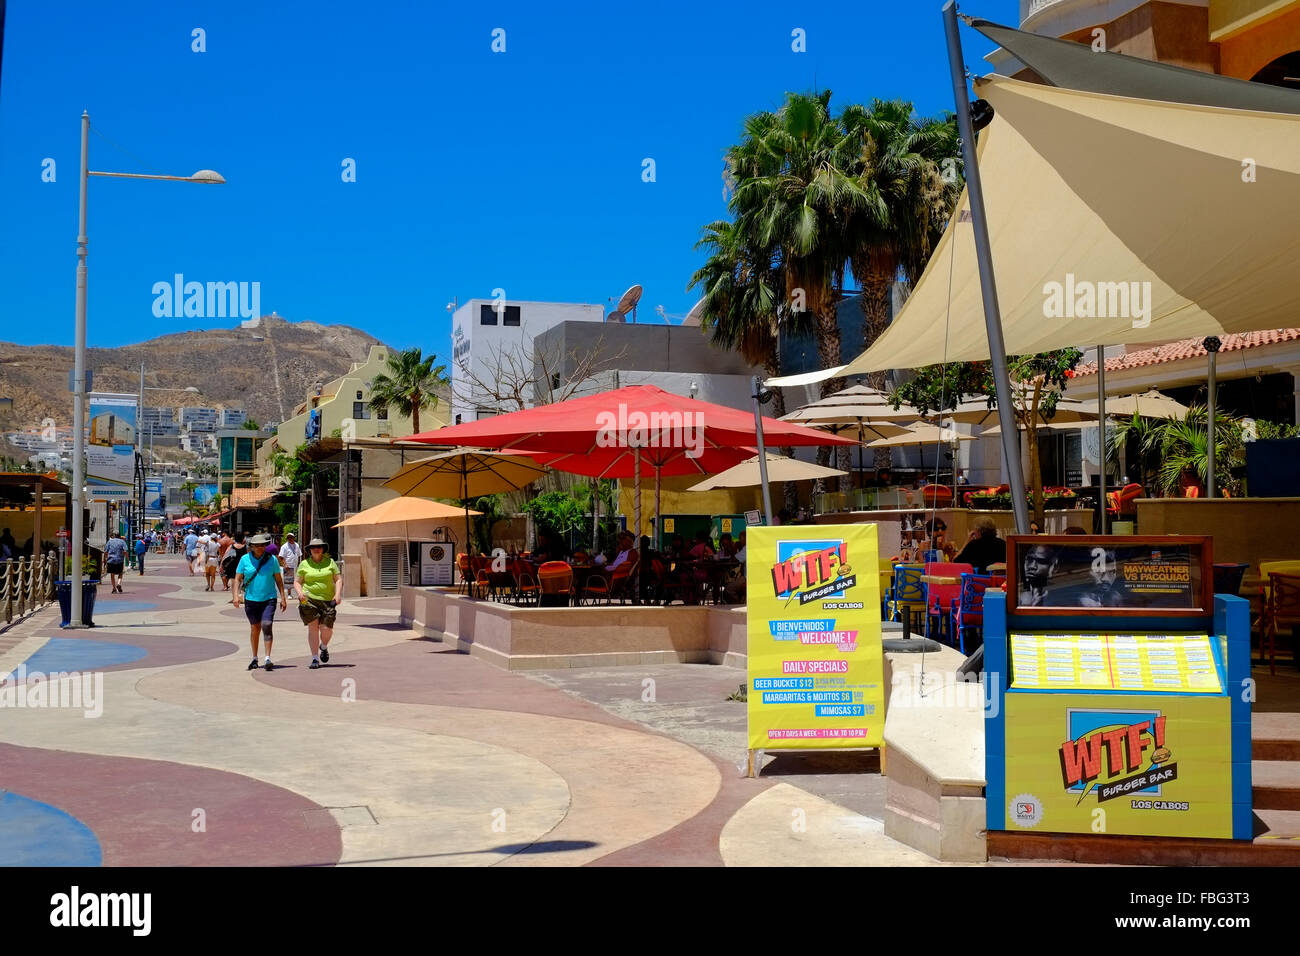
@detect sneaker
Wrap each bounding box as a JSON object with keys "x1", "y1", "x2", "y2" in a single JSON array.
[
  {"x1": 309, "y1": 658, "x2": 320, "y2": 669},
  {"x1": 247, "y1": 658, "x2": 259, "y2": 670},
  {"x1": 264, "y1": 659, "x2": 274, "y2": 672},
  {"x1": 319, "y1": 646, "x2": 329, "y2": 664}
]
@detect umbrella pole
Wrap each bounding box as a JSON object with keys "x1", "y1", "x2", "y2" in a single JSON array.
[
  {"x1": 1205, "y1": 337, "x2": 1220, "y2": 498},
  {"x1": 1097, "y1": 344, "x2": 1107, "y2": 535},
  {"x1": 633, "y1": 448, "x2": 642, "y2": 603},
  {"x1": 944, "y1": 3, "x2": 1030, "y2": 536}
]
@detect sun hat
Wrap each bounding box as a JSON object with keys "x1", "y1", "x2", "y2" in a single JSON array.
[
  {"x1": 307, "y1": 537, "x2": 327, "y2": 549},
  {"x1": 248, "y1": 533, "x2": 272, "y2": 545},
  {"x1": 286, "y1": 531, "x2": 296, "y2": 538}
]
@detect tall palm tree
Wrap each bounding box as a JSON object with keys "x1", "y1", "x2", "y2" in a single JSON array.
[
  {"x1": 842, "y1": 101, "x2": 960, "y2": 379},
  {"x1": 367, "y1": 347, "x2": 449, "y2": 435}
]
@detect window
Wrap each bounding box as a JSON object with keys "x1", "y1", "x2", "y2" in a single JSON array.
[
  {"x1": 479, "y1": 304, "x2": 497, "y2": 326},
  {"x1": 352, "y1": 402, "x2": 371, "y2": 420},
  {"x1": 503, "y1": 305, "x2": 521, "y2": 326},
  {"x1": 356, "y1": 390, "x2": 363, "y2": 400}
]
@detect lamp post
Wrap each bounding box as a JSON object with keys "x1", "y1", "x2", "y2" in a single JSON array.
[{"x1": 69, "y1": 111, "x2": 223, "y2": 626}]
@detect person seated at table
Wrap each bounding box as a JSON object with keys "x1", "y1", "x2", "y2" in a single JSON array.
[
  {"x1": 717, "y1": 532, "x2": 738, "y2": 558},
  {"x1": 533, "y1": 531, "x2": 569, "y2": 563},
  {"x1": 666, "y1": 534, "x2": 687, "y2": 561},
  {"x1": 920, "y1": 518, "x2": 956, "y2": 561},
  {"x1": 952, "y1": 516, "x2": 1006, "y2": 573},
  {"x1": 874, "y1": 468, "x2": 893, "y2": 488},
  {"x1": 607, "y1": 532, "x2": 637, "y2": 571}
]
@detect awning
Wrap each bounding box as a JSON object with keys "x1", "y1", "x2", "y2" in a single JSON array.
[
  {"x1": 335, "y1": 496, "x2": 477, "y2": 528},
  {"x1": 833, "y1": 75, "x2": 1300, "y2": 375}
]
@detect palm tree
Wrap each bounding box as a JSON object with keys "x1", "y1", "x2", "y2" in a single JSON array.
[
  {"x1": 1109, "y1": 405, "x2": 1245, "y2": 497},
  {"x1": 368, "y1": 347, "x2": 449, "y2": 435}
]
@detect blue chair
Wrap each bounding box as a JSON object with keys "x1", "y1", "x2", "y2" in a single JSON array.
[
  {"x1": 948, "y1": 572, "x2": 1006, "y2": 653},
  {"x1": 888, "y1": 564, "x2": 927, "y2": 634}
]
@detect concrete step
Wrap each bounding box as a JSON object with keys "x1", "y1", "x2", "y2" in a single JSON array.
[
  {"x1": 1253, "y1": 761, "x2": 1300, "y2": 811},
  {"x1": 1253, "y1": 713, "x2": 1300, "y2": 762},
  {"x1": 990, "y1": 820, "x2": 1300, "y2": 866},
  {"x1": 1255, "y1": 809, "x2": 1300, "y2": 845}
]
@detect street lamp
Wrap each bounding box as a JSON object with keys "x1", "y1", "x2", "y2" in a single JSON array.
[{"x1": 70, "y1": 111, "x2": 223, "y2": 626}]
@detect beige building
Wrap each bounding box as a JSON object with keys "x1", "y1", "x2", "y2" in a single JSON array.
[{"x1": 257, "y1": 345, "x2": 450, "y2": 483}]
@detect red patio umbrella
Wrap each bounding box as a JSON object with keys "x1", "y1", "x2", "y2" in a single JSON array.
[{"x1": 403, "y1": 385, "x2": 852, "y2": 543}]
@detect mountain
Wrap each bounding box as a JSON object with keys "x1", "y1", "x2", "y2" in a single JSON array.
[{"x1": 0, "y1": 316, "x2": 386, "y2": 430}]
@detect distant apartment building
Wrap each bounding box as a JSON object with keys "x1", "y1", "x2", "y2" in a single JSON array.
[
  {"x1": 179, "y1": 407, "x2": 220, "y2": 432},
  {"x1": 450, "y1": 299, "x2": 605, "y2": 424},
  {"x1": 220, "y1": 407, "x2": 247, "y2": 428},
  {"x1": 218, "y1": 429, "x2": 273, "y2": 496},
  {"x1": 140, "y1": 406, "x2": 174, "y2": 430}
]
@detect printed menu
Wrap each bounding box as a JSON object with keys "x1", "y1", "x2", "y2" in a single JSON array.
[{"x1": 1010, "y1": 633, "x2": 1222, "y2": 694}]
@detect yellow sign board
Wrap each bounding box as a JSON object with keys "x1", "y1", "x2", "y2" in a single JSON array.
[
  {"x1": 1003, "y1": 692, "x2": 1233, "y2": 838},
  {"x1": 746, "y1": 524, "x2": 884, "y2": 750}
]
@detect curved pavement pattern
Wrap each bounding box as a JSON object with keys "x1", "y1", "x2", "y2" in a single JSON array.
[{"x1": 0, "y1": 553, "x2": 938, "y2": 866}]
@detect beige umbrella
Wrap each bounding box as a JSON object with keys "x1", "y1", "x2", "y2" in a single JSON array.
[
  {"x1": 686, "y1": 454, "x2": 847, "y2": 492},
  {"x1": 335, "y1": 497, "x2": 480, "y2": 583},
  {"x1": 979, "y1": 420, "x2": 1098, "y2": 437},
  {"x1": 943, "y1": 394, "x2": 1099, "y2": 426},
  {"x1": 865, "y1": 423, "x2": 976, "y2": 448},
  {"x1": 384, "y1": 448, "x2": 548, "y2": 552},
  {"x1": 1083, "y1": 389, "x2": 1189, "y2": 420}
]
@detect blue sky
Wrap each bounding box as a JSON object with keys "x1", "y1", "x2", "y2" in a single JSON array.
[{"x1": 0, "y1": 0, "x2": 1019, "y2": 351}]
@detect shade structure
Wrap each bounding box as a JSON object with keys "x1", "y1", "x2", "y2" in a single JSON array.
[
  {"x1": 383, "y1": 449, "x2": 549, "y2": 553},
  {"x1": 334, "y1": 496, "x2": 477, "y2": 528},
  {"x1": 1082, "y1": 389, "x2": 1189, "y2": 420},
  {"x1": 403, "y1": 385, "x2": 851, "y2": 537},
  {"x1": 943, "y1": 394, "x2": 1099, "y2": 426},
  {"x1": 979, "y1": 420, "x2": 1096, "y2": 437},
  {"x1": 866, "y1": 424, "x2": 975, "y2": 448},
  {"x1": 787, "y1": 74, "x2": 1300, "y2": 379},
  {"x1": 686, "y1": 454, "x2": 847, "y2": 492}
]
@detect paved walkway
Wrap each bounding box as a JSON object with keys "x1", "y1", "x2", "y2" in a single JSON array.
[{"x1": 0, "y1": 554, "x2": 956, "y2": 866}]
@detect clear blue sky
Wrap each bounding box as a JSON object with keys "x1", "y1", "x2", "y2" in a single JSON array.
[{"x1": 0, "y1": 0, "x2": 1019, "y2": 351}]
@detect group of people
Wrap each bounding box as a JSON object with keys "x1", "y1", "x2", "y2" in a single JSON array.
[{"x1": 230, "y1": 533, "x2": 342, "y2": 672}]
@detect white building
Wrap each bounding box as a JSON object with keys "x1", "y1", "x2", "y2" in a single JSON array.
[
  {"x1": 220, "y1": 407, "x2": 247, "y2": 428},
  {"x1": 179, "y1": 407, "x2": 220, "y2": 432},
  {"x1": 450, "y1": 298, "x2": 605, "y2": 424}
]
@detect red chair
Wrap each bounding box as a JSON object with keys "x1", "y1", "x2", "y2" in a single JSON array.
[
  {"x1": 923, "y1": 562, "x2": 973, "y2": 641},
  {"x1": 1183, "y1": 485, "x2": 1201, "y2": 498},
  {"x1": 1106, "y1": 483, "x2": 1143, "y2": 516},
  {"x1": 536, "y1": 561, "x2": 574, "y2": 607},
  {"x1": 582, "y1": 554, "x2": 639, "y2": 605},
  {"x1": 921, "y1": 485, "x2": 953, "y2": 507}
]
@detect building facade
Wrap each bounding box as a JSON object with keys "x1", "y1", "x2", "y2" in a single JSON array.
[{"x1": 450, "y1": 298, "x2": 605, "y2": 424}]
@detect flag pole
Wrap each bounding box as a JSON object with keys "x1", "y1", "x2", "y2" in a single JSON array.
[{"x1": 943, "y1": 1, "x2": 1030, "y2": 535}]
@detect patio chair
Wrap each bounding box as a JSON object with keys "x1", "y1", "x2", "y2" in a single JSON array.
[
  {"x1": 887, "y1": 564, "x2": 927, "y2": 635},
  {"x1": 921, "y1": 484, "x2": 953, "y2": 507},
  {"x1": 1212, "y1": 563, "x2": 1248, "y2": 597},
  {"x1": 948, "y1": 573, "x2": 1007, "y2": 654},
  {"x1": 1106, "y1": 483, "x2": 1143, "y2": 516},
  {"x1": 457, "y1": 553, "x2": 472, "y2": 595},
  {"x1": 511, "y1": 559, "x2": 539, "y2": 606},
  {"x1": 582, "y1": 554, "x2": 638, "y2": 605},
  {"x1": 923, "y1": 562, "x2": 974, "y2": 642},
  {"x1": 1261, "y1": 572, "x2": 1300, "y2": 675},
  {"x1": 536, "y1": 560, "x2": 574, "y2": 607}
]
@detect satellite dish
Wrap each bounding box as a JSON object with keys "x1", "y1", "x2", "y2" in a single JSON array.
[
  {"x1": 606, "y1": 310, "x2": 626, "y2": 323},
  {"x1": 616, "y1": 284, "x2": 643, "y2": 322},
  {"x1": 683, "y1": 298, "x2": 706, "y2": 327}
]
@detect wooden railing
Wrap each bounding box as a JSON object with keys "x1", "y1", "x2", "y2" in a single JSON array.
[{"x1": 1, "y1": 552, "x2": 60, "y2": 626}]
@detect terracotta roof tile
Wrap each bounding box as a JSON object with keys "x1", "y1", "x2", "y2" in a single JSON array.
[{"x1": 1073, "y1": 329, "x2": 1300, "y2": 377}]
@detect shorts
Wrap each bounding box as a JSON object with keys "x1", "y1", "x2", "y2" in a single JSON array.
[
  {"x1": 206, "y1": 556, "x2": 220, "y2": 569},
  {"x1": 243, "y1": 599, "x2": 277, "y2": 629},
  {"x1": 106, "y1": 562, "x2": 124, "y2": 575},
  {"x1": 298, "y1": 598, "x2": 337, "y2": 628}
]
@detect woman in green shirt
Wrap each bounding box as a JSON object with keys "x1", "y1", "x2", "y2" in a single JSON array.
[{"x1": 295, "y1": 537, "x2": 343, "y2": 669}]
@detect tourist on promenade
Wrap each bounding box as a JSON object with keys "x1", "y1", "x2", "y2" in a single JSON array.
[
  {"x1": 295, "y1": 537, "x2": 342, "y2": 670},
  {"x1": 278, "y1": 532, "x2": 302, "y2": 598},
  {"x1": 234, "y1": 533, "x2": 287, "y2": 671},
  {"x1": 217, "y1": 530, "x2": 233, "y2": 590},
  {"x1": 134, "y1": 534, "x2": 148, "y2": 576},
  {"x1": 104, "y1": 530, "x2": 127, "y2": 594},
  {"x1": 183, "y1": 529, "x2": 199, "y2": 574},
  {"x1": 202, "y1": 530, "x2": 221, "y2": 591},
  {"x1": 222, "y1": 531, "x2": 247, "y2": 601}
]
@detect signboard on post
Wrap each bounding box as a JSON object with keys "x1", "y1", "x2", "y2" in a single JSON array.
[
  {"x1": 745, "y1": 524, "x2": 884, "y2": 773},
  {"x1": 86, "y1": 392, "x2": 138, "y2": 502}
]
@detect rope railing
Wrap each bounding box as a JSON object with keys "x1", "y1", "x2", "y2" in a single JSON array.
[{"x1": 2, "y1": 552, "x2": 59, "y2": 626}]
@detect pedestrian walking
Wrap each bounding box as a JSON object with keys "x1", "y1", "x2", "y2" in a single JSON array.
[
  {"x1": 278, "y1": 532, "x2": 302, "y2": 599},
  {"x1": 183, "y1": 529, "x2": 199, "y2": 575},
  {"x1": 217, "y1": 529, "x2": 233, "y2": 590},
  {"x1": 104, "y1": 530, "x2": 127, "y2": 594},
  {"x1": 234, "y1": 533, "x2": 287, "y2": 672},
  {"x1": 222, "y1": 531, "x2": 247, "y2": 600},
  {"x1": 134, "y1": 534, "x2": 148, "y2": 575},
  {"x1": 295, "y1": 537, "x2": 342, "y2": 669},
  {"x1": 202, "y1": 531, "x2": 221, "y2": 590}
]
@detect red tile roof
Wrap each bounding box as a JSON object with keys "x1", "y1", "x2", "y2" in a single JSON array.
[{"x1": 1072, "y1": 329, "x2": 1300, "y2": 377}]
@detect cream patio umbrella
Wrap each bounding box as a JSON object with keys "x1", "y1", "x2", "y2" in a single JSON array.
[
  {"x1": 865, "y1": 423, "x2": 976, "y2": 448},
  {"x1": 335, "y1": 497, "x2": 479, "y2": 583},
  {"x1": 686, "y1": 454, "x2": 847, "y2": 492},
  {"x1": 1083, "y1": 389, "x2": 1189, "y2": 420},
  {"x1": 383, "y1": 448, "x2": 549, "y2": 554}
]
